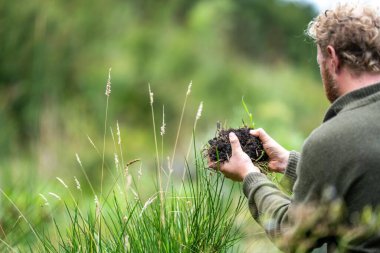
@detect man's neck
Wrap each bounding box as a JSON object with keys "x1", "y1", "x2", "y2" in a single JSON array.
[{"x1": 337, "y1": 68, "x2": 380, "y2": 97}]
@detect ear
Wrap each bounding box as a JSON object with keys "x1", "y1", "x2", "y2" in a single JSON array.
[{"x1": 326, "y1": 45, "x2": 340, "y2": 74}]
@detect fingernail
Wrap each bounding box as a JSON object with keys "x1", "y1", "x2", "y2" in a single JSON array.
[
  {"x1": 229, "y1": 132, "x2": 236, "y2": 140},
  {"x1": 250, "y1": 130, "x2": 257, "y2": 135}
]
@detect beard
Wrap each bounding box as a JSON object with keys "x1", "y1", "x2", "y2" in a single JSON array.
[{"x1": 321, "y1": 63, "x2": 340, "y2": 103}]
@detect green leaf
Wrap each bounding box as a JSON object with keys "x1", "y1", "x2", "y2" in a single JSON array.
[{"x1": 241, "y1": 96, "x2": 255, "y2": 129}]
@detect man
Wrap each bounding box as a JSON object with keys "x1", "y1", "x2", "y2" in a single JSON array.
[{"x1": 213, "y1": 4, "x2": 380, "y2": 252}]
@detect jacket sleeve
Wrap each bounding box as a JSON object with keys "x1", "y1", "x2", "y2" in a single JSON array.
[
  {"x1": 243, "y1": 172, "x2": 292, "y2": 237},
  {"x1": 280, "y1": 151, "x2": 300, "y2": 192},
  {"x1": 242, "y1": 151, "x2": 300, "y2": 238},
  {"x1": 243, "y1": 147, "x2": 318, "y2": 238}
]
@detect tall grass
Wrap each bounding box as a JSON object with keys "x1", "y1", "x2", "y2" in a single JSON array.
[
  {"x1": 32, "y1": 161, "x2": 245, "y2": 252},
  {"x1": 0, "y1": 74, "x2": 246, "y2": 252}
]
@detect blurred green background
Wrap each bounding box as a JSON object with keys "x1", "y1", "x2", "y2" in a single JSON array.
[{"x1": 0, "y1": 0, "x2": 328, "y2": 250}]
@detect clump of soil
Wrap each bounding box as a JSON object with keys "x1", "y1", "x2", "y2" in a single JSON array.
[{"x1": 205, "y1": 127, "x2": 269, "y2": 173}]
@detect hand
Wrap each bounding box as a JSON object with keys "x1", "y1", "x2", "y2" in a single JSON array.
[
  {"x1": 218, "y1": 132, "x2": 260, "y2": 182},
  {"x1": 250, "y1": 128, "x2": 290, "y2": 173}
]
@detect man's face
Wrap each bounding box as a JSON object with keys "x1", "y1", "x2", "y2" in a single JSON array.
[{"x1": 317, "y1": 46, "x2": 340, "y2": 103}]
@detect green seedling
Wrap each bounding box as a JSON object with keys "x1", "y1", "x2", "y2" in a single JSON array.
[{"x1": 241, "y1": 97, "x2": 255, "y2": 129}]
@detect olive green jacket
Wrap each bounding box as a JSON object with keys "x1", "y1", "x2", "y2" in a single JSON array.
[{"x1": 243, "y1": 83, "x2": 380, "y2": 252}]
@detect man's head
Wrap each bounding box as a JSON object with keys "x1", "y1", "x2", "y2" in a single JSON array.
[{"x1": 307, "y1": 4, "x2": 380, "y2": 102}]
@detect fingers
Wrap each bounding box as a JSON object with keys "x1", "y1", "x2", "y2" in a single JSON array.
[
  {"x1": 268, "y1": 161, "x2": 278, "y2": 171},
  {"x1": 208, "y1": 158, "x2": 225, "y2": 174},
  {"x1": 219, "y1": 164, "x2": 226, "y2": 174},
  {"x1": 250, "y1": 128, "x2": 271, "y2": 143},
  {"x1": 208, "y1": 160, "x2": 217, "y2": 169},
  {"x1": 229, "y1": 132, "x2": 243, "y2": 156},
  {"x1": 207, "y1": 156, "x2": 219, "y2": 169}
]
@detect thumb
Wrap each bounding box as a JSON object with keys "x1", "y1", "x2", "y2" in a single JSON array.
[
  {"x1": 250, "y1": 128, "x2": 271, "y2": 143},
  {"x1": 229, "y1": 132, "x2": 243, "y2": 155}
]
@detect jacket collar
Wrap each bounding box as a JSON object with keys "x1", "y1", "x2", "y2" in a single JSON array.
[{"x1": 323, "y1": 82, "x2": 380, "y2": 122}]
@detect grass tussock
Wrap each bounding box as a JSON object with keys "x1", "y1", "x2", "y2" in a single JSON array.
[
  {"x1": 0, "y1": 72, "x2": 246, "y2": 252},
  {"x1": 31, "y1": 165, "x2": 245, "y2": 253}
]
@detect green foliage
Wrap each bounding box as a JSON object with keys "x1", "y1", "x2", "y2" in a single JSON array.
[
  {"x1": 0, "y1": 0, "x2": 320, "y2": 159},
  {"x1": 228, "y1": 0, "x2": 317, "y2": 65},
  {"x1": 1, "y1": 153, "x2": 245, "y2": 252},
  {"x1": 241, "y1": 97, "x2": 255, "y2": 129}
]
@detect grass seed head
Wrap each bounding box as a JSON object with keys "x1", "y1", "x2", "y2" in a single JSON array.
[
  {"x1": 94, "y1": 195, "x2": 101, "y2": 217},
  {"x1": 148, "y1": 84, "x2": 154, "y2": 105},
  {"x1": 131, "y1": 188, "x2": 139, "y2": 201},
  {"x1": 48, "y1": 192, "x2": 61, "y2": 201},
  {"x1": 186, "y1": 81, "x2": 192, "y2": 95},
  {"x1": 138, "y1": 165, "x2": 142, "y2": 180},
  {"x1": 196, "y1": 101, "x2": 203, "y2": 120},
  {"x1": 114, "y1": 153, "x2": 119, "y2": 169},
  {"x1": 74, "y1": 176, "x2": 81, "y2": 190},
  {"x1": 139, "y1": 196, "x2": 157, "y2": 217},
  {"x1": 56, "y1": 177, "x2": 68, "y2": 189},
  {"x1": 126, "y1": 175, "x2": 132, "y2": 190},
  {"x1": 75, "y1": 153, "x2": 82, "y2": 167},
  {"x1": 160, "y1": 105, "x2": 166, "y2": 136},
  {"x1": 117, "y1": 121, "x2": 121, "y2": 145},
  {"x1": 94, "y1": 195, "x2": 99, "y2": 206},
  {"x1": 105, "y1": 68, "x2": 112, "y2": 96},
  {"x1": 87, "y1": 135, "x2": 97, "y2": 151},
  {"x1": 39, "y1": 193, "x2": 49, "y2": 206}
]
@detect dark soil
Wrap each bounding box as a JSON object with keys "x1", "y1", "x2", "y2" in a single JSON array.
[{"x1": 206, "y1": 127, "x2": 269, "y2": 171}]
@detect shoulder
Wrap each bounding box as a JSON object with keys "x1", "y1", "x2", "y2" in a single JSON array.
[
  {"x1": 303, "y1": 105, "x2": 380, "y2": 167},
  {"x1": 303, "y1": 118, "x2": 346, "y2": 156},
  {"x1": 299, "y1": 113, "x2": 357, "y2": 174},
  {"x1": 306, "y1": 103, "x2": 373, "y2": 151}
]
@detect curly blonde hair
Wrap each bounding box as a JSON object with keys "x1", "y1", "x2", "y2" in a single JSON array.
[{"x1": 307, "y1": 4, "x2": 380, "y2": 73}]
